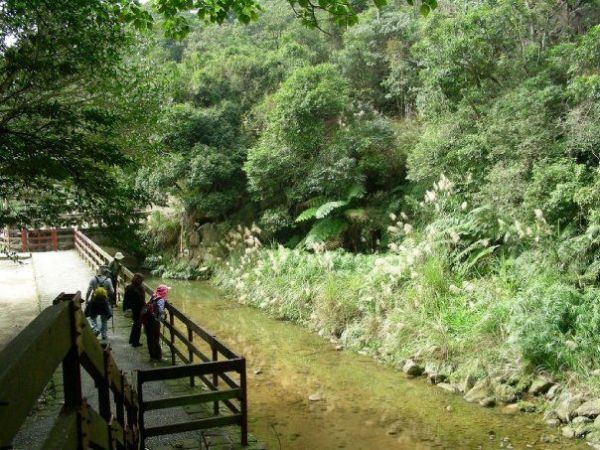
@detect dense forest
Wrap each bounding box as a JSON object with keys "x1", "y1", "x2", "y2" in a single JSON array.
[
  {"x1": 134, "y1": 0, "x2": 600, "y2": 388},
  {"x1": 4, "y1": 0, "x2": 600, "y2": 408}
]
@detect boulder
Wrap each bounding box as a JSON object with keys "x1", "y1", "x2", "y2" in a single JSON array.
[
  {"x1": 555, "y1": 393, "x2": 585, "y2": 422},
  {"x1": 587, "y1": 431, "x2": 600, "y2": 449},
  {"x1": 562, "y1": 425, "x2": 576, "y2": 439},
  {"x1": 543, "y1": 409, "x2": 559, "y2": 421},
  {"x1": 494, "y1": 384, "x2": 519, "y2": 404},
  {"x1": 424, "y1": 361, "x2": 453, "y2": 384},
  {"x1": 528, "y1": 376, "x2": 555, "y2": 395},
  {"x1": 545, "y1": 418, "x2": 561, "y2": 428},
  {"x1": 574, "y1": 400, "x2": 600, "y2": 418},
  {"x1": 479, "y1": 396, "x2": 496, "y2": 408},
  {"x1": 403, "y1": 359, "x2": 424, "y2": 377},
  {"x1": 562, "y1": 422, "x2": 594, "y2": 439},
  {"x1": 572, "y1": 416, "x2": 592, "y2": 425},
  {"x1": 545, "y1": 384, "x2": 560, "y2": 400},
  {"x1": 502, "y1": 403, "x2": 520, "y2": 415},
  {"x1": 464, "y1": 379, "x2": 492, "y2": 404}
]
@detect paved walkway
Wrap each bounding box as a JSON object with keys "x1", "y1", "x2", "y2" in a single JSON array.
[
  {"x1": 0, "y1": 256, "x2": 39, "y2": 348},
  {"x1": 6, "y1": 250, "x2": 261, "y2": 450},
  {"x1": 0, "y1": 250, "x2": 94, "y2": 349}
]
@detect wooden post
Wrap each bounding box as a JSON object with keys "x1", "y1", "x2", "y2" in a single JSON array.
[
  {"x1": 62, "y1": 302, "x2": 82, "y2": 411},
  {"x1": 169, "y1": 312, "x2": 176, "y2": 366},
  {"x1": 98, "y1": 348, "x2": 111, "y2": 423},
  {"x1": 187, "y1": 325, "x2": 194, "y2": 387},
  {"x1": 115, "y1": 372, "x2": 125, "y2": 434},
  {"x1": 51, "y1": 229, "x2": 58, "y2": 251},
  {"x1": 137, "y1": 372, "x2": 145, "y2": 449},
  {"x1": 212, "y1": 343, "x2": 219, "y2": 416},
  {"x1": 20, "y1": 228, "x2": 27, "y2": 252},
  {"x1": 240, "y1": 357, "x2": 248, "y2": 446}
]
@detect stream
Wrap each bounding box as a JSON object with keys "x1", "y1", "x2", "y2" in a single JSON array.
[{"x1": 151, "y1": 279, "x2": 585, "y2": 450}]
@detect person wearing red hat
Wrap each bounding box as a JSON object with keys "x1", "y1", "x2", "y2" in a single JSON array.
[{"x1": 141, "y1": 284, "x2": 170, "y2": 361}]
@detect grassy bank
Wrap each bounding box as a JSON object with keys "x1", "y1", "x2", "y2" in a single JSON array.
[{"x1": 213, "y1": 192, "x2": 600, "y2": 392}]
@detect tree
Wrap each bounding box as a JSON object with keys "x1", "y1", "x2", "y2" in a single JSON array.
[
  {"x1": 153, "y1": 0, "x2": 438, "y2": 37},
  {"x1": 0, "y1": 0, "x2": 160, "y2": 227}
]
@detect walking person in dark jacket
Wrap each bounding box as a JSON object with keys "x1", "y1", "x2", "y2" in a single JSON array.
[
  {"x1": 85, "y1": 266, "x2": 114, "y2": 303},
  {"x1": 86, "y1": 287, "x2": 112, "y2": 340},
  {"x1": 108, "y1": 252, "x2": 124, "y2": 306},
  {"x1": 141, "y1": 284, "x2": 170, "y2": 361},
  {"x1": 124, "y1": 273, "x2": 145, "y2": 347}
]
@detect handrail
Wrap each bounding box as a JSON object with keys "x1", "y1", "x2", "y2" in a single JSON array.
[
  {"x1": 73, "y1": 229, "x2": 248, "y2": 447},
  {"x1": 0, "y1": 293, "x2": 139, "y2": 449}
]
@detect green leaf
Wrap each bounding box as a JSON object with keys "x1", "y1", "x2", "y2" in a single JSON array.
[
  {"x1": 346, "y1": 184, "x2": 366, "y2": 201},
  {"x1": 420, "y1": 4, "x2": 431, "y2": 16},
  {"x1": 295, "y1": 207, "x2": 319, "y2": 223},
  {"x1": 304, "y1": 217, "x2": 348, "y2": 245},
  {"x1": 463, "y1": 245, "x2": 498, "y2": 273},
  {"x1": 315, "y1": 200, "x2": 348, "y2": 219},
  {"x1": 373, "y1": 0, "x2": 387, "y2": 8}
]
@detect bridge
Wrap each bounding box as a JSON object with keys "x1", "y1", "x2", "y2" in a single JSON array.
[{"x1": 0, "y1": 229, "x2": 258, "y2": 450}]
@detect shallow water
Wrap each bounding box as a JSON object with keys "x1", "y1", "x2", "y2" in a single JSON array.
[{"x1": 152, "y1": 279, "x2": 585, "y2": 450}]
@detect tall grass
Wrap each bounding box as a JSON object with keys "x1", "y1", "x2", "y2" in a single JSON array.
[{"x1": 212, "y1": 176, "x2": 600, "y2": 385}]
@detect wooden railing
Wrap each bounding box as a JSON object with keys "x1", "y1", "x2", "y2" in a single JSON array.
[
  {"x1": 2, "y1": 227, "x2": 75, "y2": 252},
  {"x1": 0, "y1": 292, "x2": 139, "y2": 449},
  {"x1": 73, "y1": 229, "x2": 249, "y2": 447}
]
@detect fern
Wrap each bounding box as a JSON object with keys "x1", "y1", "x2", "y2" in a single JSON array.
[
  {"x1": 295, "y1": 207, "x2": 319, "y2": 223},
  {"x1": 347, "y1": 184, "x2": 366, "y2": 200},
  {"x1": 304, "y1": 217, "x2": 348, "y2": 246},
  {"x1": 315, "y1": 200, "x2": 348, "y2": 219},
  {"x1": 461, "y1": 245, "x2": 498, "y2": 274}
]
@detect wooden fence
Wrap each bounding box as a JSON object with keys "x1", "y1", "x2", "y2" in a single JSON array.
[
  {"x1": 0, "y1": 292, "x2": 139, "y2": 449},
  {"x1": 1, "y1": 228, "x2": 75, "y2": 252},
  {"x1": 73, "y1": 229, "x2": 248, "y2": 447}
]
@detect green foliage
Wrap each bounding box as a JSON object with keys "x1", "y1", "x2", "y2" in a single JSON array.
[
  {"x1": 140, "y1": 211, "x2": 181, "y2": 254},
  {"x1": 151, "y1": 0, "x2": 436, "y2": 37},
  {"x1": 510, "y1": 279, "x2": 600, "y2": 372},
  {"x1": 134, "y1": 0, "x2": 600, "y2": 384},
  {"x1": 0, "y1": 0, "x2": 164, "y2": 228}
]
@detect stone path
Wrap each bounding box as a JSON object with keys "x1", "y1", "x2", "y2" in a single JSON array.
[{"x1": 6, "y1": 250, "x2": 262, "y2": 450}]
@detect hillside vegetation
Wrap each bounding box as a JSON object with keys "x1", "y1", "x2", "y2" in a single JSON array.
[{"x1": 140, "y1": 0, "x2": 600, "y2": 388}]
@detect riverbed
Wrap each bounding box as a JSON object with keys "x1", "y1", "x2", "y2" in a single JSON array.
[{"x1": 151, "y1": 279, "x2": 585, "y2": 450}]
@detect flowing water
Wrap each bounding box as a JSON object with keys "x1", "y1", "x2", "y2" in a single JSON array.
[{"x1": 151, "y1": 279, "x2": 585, "y2": 450}]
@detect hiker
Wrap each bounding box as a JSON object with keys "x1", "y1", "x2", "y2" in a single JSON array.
[
  {"x1": 86, "y1": 286, "x2": 112, "y2": 340},
  {"x1": 107, "y1": 252, "x2": 124, "y2": 306},
  {"x1": 141, "y1": 284, "x2": 170, "y2": 361},
  {"x1": 85, "y1": 266, "x2": 114, "y2": 303},
  {"x1": 124, "y1": 273, "x2": 145, "y2": 347}
]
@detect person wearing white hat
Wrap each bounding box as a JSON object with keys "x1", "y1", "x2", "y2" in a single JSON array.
[{"x1": 108, "y1": 251, "x2": 125, "y2": 306}]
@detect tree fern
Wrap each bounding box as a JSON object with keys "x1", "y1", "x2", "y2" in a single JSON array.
[
  {"x1": 315, "y1": 200, "x2": 348, "y2": 219},
  {"x1": 295, "y1": 206, "x2": 319, "y2": 222},
  {"x1": 304, "y1": 217, "x2": 348, "y2": 246}
]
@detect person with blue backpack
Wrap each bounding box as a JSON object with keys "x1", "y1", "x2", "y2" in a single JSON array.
[{"x1": 141, "y1": 284, "x2": 170, "y2": 361}]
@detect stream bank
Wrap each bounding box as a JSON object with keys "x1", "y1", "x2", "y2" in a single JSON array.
[{"x1": 151, "y1": 278, "x2": 587, "y2": 450}]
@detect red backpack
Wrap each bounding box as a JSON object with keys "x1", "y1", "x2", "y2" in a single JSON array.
[{"x1": 140, "y1": 296, "x2": 164, "y2": 325}]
